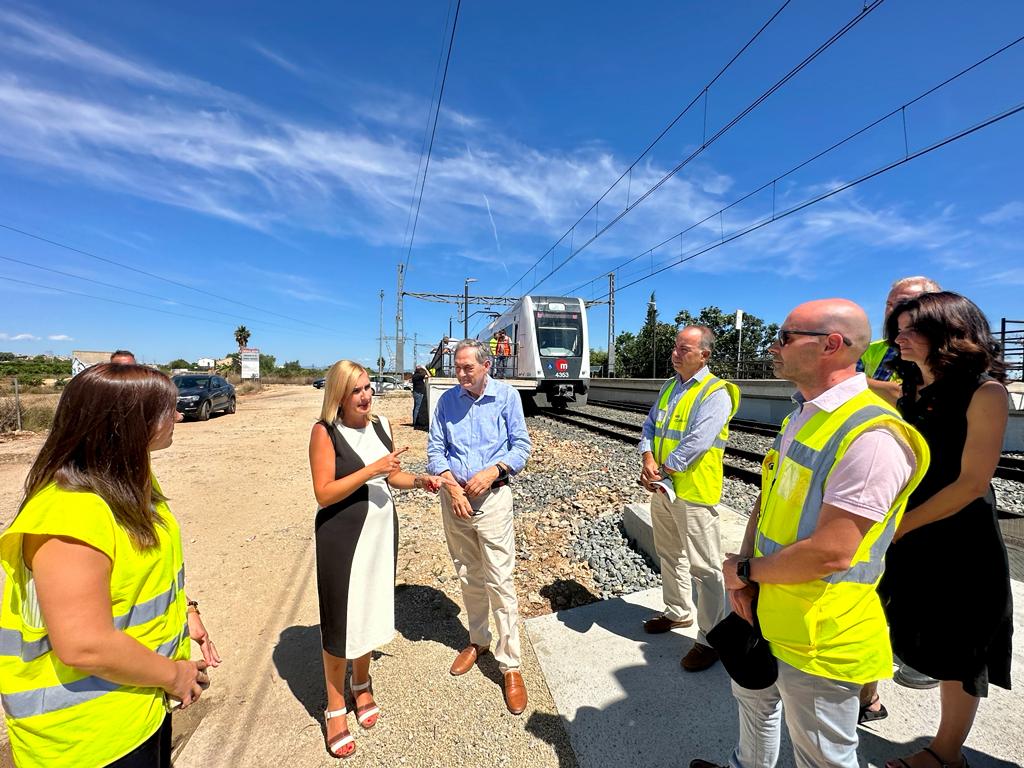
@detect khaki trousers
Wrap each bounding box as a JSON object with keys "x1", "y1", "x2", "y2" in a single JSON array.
[
  {"x1": 650, "y1": 491, "x2": 728, "y2": 644},
  {"x1": 441, "y1": 485, "x2": 521, "y2": 673}
]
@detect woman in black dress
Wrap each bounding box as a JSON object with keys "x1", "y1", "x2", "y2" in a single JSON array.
[
  {"x1": 880, "y1": 292, "x2": 1012, "y2": 768},
  {"x1": 308, "y1": 360, "x2": 442, "y2": 759}
]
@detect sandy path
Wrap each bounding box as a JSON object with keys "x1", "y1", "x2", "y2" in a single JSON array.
[{"x1": 0, "y1": 385, "x2": 576, "y2": 768}]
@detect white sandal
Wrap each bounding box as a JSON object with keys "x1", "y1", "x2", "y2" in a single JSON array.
[
  {"x1": 324, "y1": 707, "x2": 355, "y2": 758},
  {"x1": 351, "y1": 677, "x2": 380, "y2": 729}
]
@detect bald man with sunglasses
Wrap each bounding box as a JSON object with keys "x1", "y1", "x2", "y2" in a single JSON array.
[{"x1": 692, "y1": 299, "x2": 927, "y2": 768}]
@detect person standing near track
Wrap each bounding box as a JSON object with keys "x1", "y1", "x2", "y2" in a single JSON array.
[
  {"x1": 859, "y1": 276, "x2": 941, "y2": 404},
  {"x1": 638, "y1": 325, "x2": 740, "y2": 672},
  {"x1": 427, "y1": 339, "x2": 532, "y2": 714},
  {"x1": 691, "y1": 299, "x2": 928, "y2": 768}
]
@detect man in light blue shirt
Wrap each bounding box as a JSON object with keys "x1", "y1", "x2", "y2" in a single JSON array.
[
  {"x1": 427, "y1": 339, "x2": 532, "y2": 714},
  {"x1": 638, "y1": 325, "x2": 737, "y2": 673}
]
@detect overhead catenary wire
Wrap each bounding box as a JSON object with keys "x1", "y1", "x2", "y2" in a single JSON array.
[
  {"x1": 501, "y1": 0, "x2": 885, "y2": 298},
  {"x1": 0, "y1": 274, "x2": 274, "y2": 331},
  {"x1": 568, "y1": 110, "x2": 1024, "y2": 297},
  {"x1": 0, "y1": 253, "x2": 319, "y2": 337},
  {"x1": 565, "y1": 34, "x2": 1024, "y2": 299},
  {"x1": 399, "y1": 0, "x2": 457, "y2": 258},
  {"x1": 402, "y1": 0, "x2": 463, "y2": 273},
  {"x1": 0, "y1": 222, "x2": 338, "y2": 333}
]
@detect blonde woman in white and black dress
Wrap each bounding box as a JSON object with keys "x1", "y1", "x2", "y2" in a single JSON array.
[{"x1": 308, "y1": 360, "x2": 443, "y2": 759}]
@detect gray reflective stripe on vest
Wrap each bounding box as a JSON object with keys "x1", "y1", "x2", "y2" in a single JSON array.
[
  {"x1": 0, "y1": 565, "x2": 185, "y2": 663},
  {"x1": 654, "y1": 376, "x2": 723, "y2": 456},
  {"x1": 756, "y1": 530, "x2": 784, "y2": 556},
  {"x1": 0, "y1": 630, "x2": 51, "y2": 663},
  {"x1": 712, "y1": 437, "x2": 727, "y2": 450},
  {"x1": 0, "y1": 621, "x2": 188, "y2": 719},
  {"x1": 793, "y1": 405, "x2": 893, "y2": 542},
  {"x1": 763, "y1": 404, "x2": 898, "y2": 584},
  {"x1": 821, "y1": 510, "x2": 899, "y2": 585},
  {"x1": 112, "y1": 565, "x2": 185, "y2": 631}
]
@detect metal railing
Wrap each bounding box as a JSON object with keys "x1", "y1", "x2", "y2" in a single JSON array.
[
  {"x1": 0, "y1": 377, "x2": 24, "y2": 432},
  {"x1": 1000, "y1": 319, "x2": 1024, "y2": 381}
]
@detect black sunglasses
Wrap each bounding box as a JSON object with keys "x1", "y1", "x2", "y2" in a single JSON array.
[{"x1": 777, "y1": 329, "x2": 853, "y2": 347}]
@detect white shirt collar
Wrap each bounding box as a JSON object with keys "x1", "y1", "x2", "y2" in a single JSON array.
[{"x1": 793, "y1": 373, "x2": 867, "y2": 413}]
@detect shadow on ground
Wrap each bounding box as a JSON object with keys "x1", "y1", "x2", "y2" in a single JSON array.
[{"x1": 394, "y1": 583, "x2": 467, "y2": 652}]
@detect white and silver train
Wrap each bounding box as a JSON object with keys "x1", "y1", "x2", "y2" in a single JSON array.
[{"x1": 477, "y1": 295, "x2": 589, "y2": 407}]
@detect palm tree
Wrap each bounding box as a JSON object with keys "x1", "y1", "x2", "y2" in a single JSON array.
[{"x1": 234, "y1": 325, "x2": 251, "y2": 350}]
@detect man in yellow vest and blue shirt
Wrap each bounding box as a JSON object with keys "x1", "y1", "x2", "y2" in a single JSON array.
[
  {"x1": 690, "y1": 299, "x2": 929, "y2": 768},
  {"x1": 639, "y1": 325, "x2": 740, "y2": 672},
  {"x1": 858, "y1": 275, "x2": 940, "y2": 404}
]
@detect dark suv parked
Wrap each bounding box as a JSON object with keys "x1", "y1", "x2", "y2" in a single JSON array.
[{"x1": 173, "y1": 375, "x2": 236, "y2": 421}]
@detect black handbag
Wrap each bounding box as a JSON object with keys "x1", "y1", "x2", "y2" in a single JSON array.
[{"x1": 706, "y1": 598, "x2": 778, "y2": 690}]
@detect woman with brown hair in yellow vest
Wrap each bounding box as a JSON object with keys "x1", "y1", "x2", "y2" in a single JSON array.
[{"x1": 0, "y1": 364, "x2": 220, "y2": 767}]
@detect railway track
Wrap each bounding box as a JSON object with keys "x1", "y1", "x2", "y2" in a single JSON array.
[
  {"x1": 537, "y1": 405, "x2": 1024, "y2": 519},
  {"x1": 588, "y1": 399, "x2": 1024, "y2": 482},
  {"x1": 534, "y1": 408, "x2": 762, "y2": 485}
]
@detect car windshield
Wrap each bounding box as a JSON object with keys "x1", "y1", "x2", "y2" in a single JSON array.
[
  {"x1": 175, "y1": 376, "x2": 211, "y2": 389},
  {"x1": 535, "y1": 312, "x2": 582, "y2": 357}
]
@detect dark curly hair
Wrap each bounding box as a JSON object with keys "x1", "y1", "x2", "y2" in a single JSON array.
[{"x1": 885, "y1": 291, "x2": 1006, "y2": 386}]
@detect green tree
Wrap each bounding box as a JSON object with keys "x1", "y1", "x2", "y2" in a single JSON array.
[
  {"x1": 674, "y1": 305, "x2": 779, "y2": 378},
  {"x1": 167, "y1": 358, "x2": 191, "y2": 369},
  {"x1": 234, "y1": 325, "x2": 251, "y2": 350},
  {"x1": 613, "y1": 292, "x2": 678, "y2": 378},
  {"x1": 259, "y1": 354, "x2": 277, "y2": 372},
  {"x1": 589, "y1": 348, "x2": 608, "y2": 376}
]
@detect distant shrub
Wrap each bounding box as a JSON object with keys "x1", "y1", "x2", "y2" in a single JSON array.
[{"x1": 19, "y1": 405, "x2": 55, "y2": 432}]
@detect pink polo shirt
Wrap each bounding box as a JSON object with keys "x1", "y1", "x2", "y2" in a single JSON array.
[{"x1": 778, "y1": 374, "x2": 916, "y2": 522}]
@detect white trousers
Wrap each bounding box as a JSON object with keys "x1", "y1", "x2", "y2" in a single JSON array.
[
  {"x1": 650, "y1": 492, "x2": 728, "y2": 644},
  {"x1": 729, "y1": 660, "x2": 861, "y2": 768},
  {"x1": 441, "y1": 485, "x2": 521, "y2": 673}
]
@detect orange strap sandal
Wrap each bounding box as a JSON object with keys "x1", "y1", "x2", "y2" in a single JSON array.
[
  {"x1": 351, "y1": 678, "x2": 380, "y2": 729},
  {"x1": 324, "y1": 707, "x2": 355, "y2": 758}
]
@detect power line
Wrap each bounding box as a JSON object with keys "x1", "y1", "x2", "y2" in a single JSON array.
[
  {"x1": 0, "y1": 253, "x2": 319, "y2": 336},
  {"x1": 402, "y1": 0, "x2": 463, "y2": 273},
  {"x1": 0, "y1": 222, "x2": 339, "y2": 333},
  {"x1": 0, "y1": 274, "x2": 262, "y2": 330},
  {"x1": 502, "y1": 0, "x2": 885, "y2": 298},
  {"x1": 568, "y1": 64, "x2": 1024, "y2": 300}
]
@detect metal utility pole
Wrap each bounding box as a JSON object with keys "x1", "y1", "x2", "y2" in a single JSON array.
[
  {"x1": 735, "y1": 309, "x2": 744, "y2": 379},
  {"x1": 395, "y1": 264, "x2": 405, "y2": 376},
  {"x1": 463, "y1": 277, "x2": 477, "y2": 339},
  {"x1": 378, "y1": 289, "x2": 385, "y2": 378},
  {"x1": 413, "y1": 333, "x2": 418, "y2": 367},
  {"x1": 607, "y1": 273, "x2": 616, "y2": 377},
  {"x1": 649, "y1": 297, "x2": 657, "y2": 379}
]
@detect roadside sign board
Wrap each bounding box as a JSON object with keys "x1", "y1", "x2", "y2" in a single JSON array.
[
  {"x1": 240, "y1": 348, "x2": 260, "y2": 380},
  {"x1": 71, "y1": 350, "x2": 112, "y2": 377}
]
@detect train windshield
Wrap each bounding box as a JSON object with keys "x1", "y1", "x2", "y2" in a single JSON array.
[{"x1": 534, "y1": 312, "x2": 582, "y2": 357}]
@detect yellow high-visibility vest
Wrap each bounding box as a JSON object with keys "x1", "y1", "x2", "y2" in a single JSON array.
[
  {"x1": 860, "y1": 339, "x2": 901, "y2": 382},
  {"x1": 755, "y1": 388, "x2": 929, "y2": 683},
  {"x1": 0, "y1": 480, "x2": 189, "y2": 767},
  {"x1": 652, "y1": 374, "x2": 740, "y2": 504}
]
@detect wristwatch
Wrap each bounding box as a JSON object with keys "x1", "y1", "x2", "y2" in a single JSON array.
[
  {"x1": 736, "y1": 558, "x2": 754, "y2": 586},
  {"x1": 495, "y1": 463, "x2": 510, "y2": 482}
]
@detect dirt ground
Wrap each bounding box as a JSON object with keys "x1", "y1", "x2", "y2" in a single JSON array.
[{"x1": 0, "y1": 385, "x2": 592, "y2": 767}]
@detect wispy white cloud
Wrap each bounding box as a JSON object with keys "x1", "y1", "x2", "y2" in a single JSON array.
[
  {"x1": 0, "y1": 8, "x2": 1006, "y2": 294},
  {"x1": 47, "y1": 334, "x2": 73, "y2": 341},
  {"x1": 980, "y1": 201, "x2": 1024, "y2": 225},
  {"x1": 247, "y1": 42, "x2": 304, "y2": 76},
  {"x1": 0, "y1": 332, "x2": 38, "y2": 341}
]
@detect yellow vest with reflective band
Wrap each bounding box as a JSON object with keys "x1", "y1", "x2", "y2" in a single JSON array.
[
  {"x1": 652, "y1": 375, "x2": 741, "y2": 504},
  {"x1": 860, "y1": 339, "x2": 901, "y2": 383},
  {"x1": 0, "y1": 479, "x2": 189, "y2": 768},
  {"x1": 755, "y1": 388, "x2": 929, "y2": 684}
]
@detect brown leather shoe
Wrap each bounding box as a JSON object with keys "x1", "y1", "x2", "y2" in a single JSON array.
[
  {"x1": 503, "y1": 670, "x2": 527, "y2": 715},
  {"x1": 643, "y1": 615, "x2": 694, "y2": 634},
  {"x1": 689, "y1": 760, "x2": 726, "y2": 768},
  {"x1": 681, "y1": 642, "x2": 719, "y2": 672},
  {"x1": 450, "y1": 644, "x2": 489, "y2": 676}
]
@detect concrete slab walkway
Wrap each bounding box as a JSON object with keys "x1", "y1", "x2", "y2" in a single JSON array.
[{"x1": 527, "y1": 523, "x2": 1024, "y2": 768}]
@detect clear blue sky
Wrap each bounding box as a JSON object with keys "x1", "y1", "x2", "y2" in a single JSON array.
[{"x1": 1, "y1": 1, "x2": 1022, "y2": 368}]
